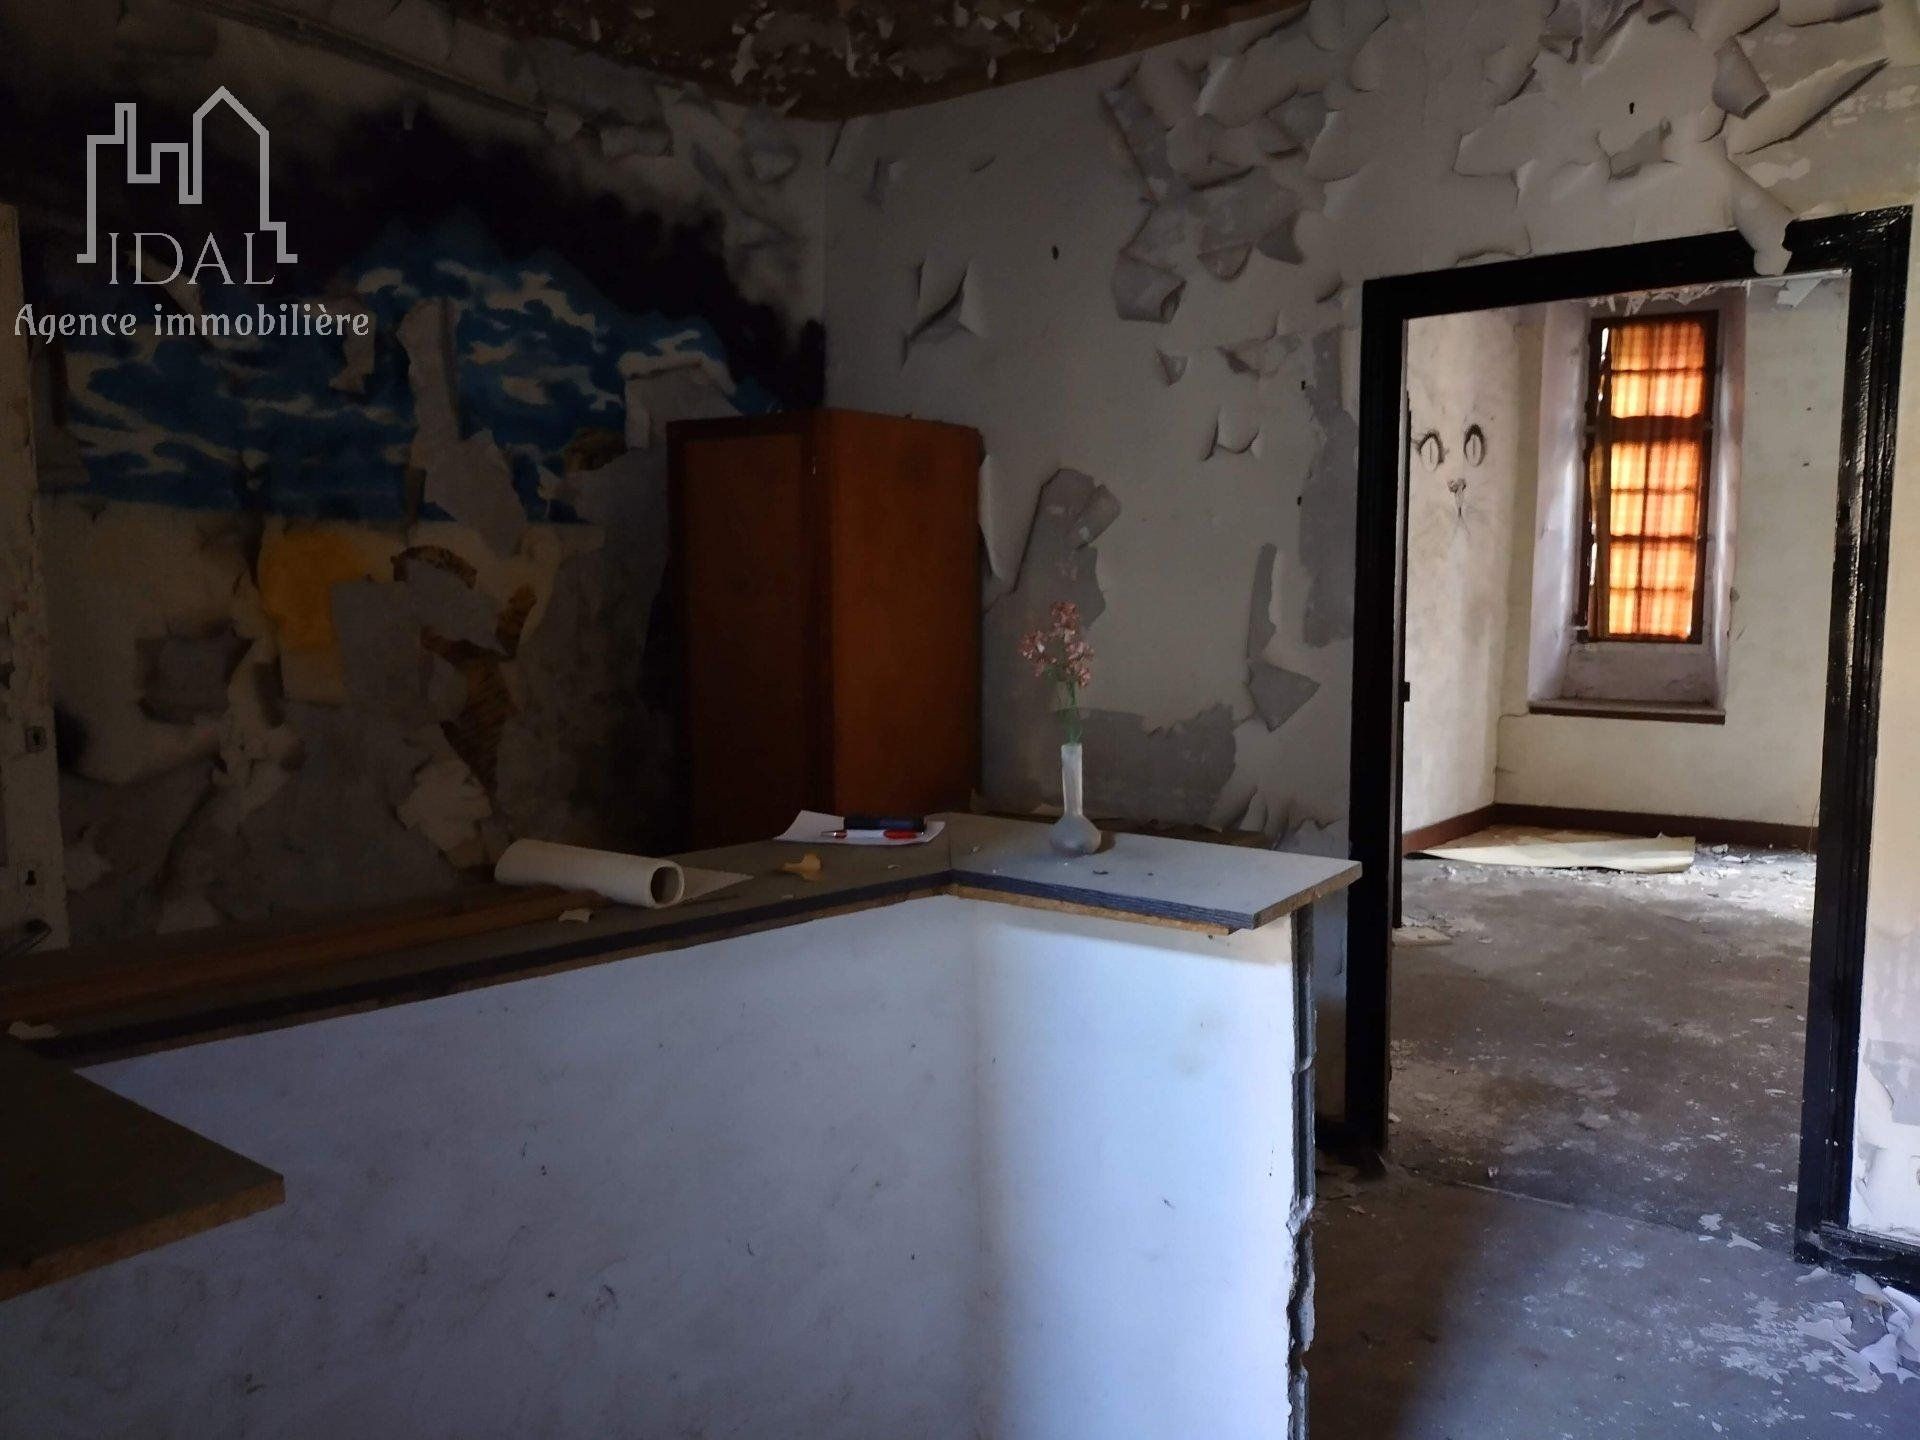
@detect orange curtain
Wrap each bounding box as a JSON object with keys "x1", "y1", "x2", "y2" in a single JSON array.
[{"x1": 1590, "y1": 316, "x2": 1712, "y2": 640}]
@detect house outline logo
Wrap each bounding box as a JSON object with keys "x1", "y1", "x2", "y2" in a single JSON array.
[{"x1": 78, "y1": 86, "x2": 296, "y2": 269}]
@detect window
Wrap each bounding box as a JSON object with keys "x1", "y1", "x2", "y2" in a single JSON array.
[{"x1": 1576, "y1": 312, "x2": 1717, "y2": 641}]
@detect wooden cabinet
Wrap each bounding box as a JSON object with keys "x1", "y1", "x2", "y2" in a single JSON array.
[{"x1": 669, "y1": 410, "x2": 982, "y2": 848}]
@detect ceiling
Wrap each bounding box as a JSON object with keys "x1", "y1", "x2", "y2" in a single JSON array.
[{"x1": 444, "y1": 0, "x2": 1309, "y2": 118}]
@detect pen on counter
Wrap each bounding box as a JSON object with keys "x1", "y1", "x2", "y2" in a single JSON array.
[
  {"x1": 843, "y1": 814, "x2": 926, "y2": 832},
  {"x1": 819, "y1": 814, "x2": 927, "y2": 841}
]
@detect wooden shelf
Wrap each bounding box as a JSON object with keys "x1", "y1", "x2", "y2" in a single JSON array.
[{"x1": 0, "y1": 1041, "x2": 282, "y2": 1302}]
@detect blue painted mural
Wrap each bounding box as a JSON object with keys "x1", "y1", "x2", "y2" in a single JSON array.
[{"x1": 41, "y1": 213, "x2": 777, "y2": 521}]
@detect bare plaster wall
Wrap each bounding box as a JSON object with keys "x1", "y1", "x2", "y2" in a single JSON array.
[
  {"x1": 0, "y1": 0, "x2": 825, "y2": 947},
  {"x1": 1496, "y1": 278, "x2": 1847, "y2": 828},
  {"x1": 1401, "y1": 308, "x2": 1528, "y2": 834},
  {"x1": 819, "y1": 0, "x2": 1920, "y2": 1234}
]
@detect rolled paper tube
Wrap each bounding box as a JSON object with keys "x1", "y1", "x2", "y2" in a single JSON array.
[{"x1": 494, "y1": 839, "x2": 687, "y2": 908}]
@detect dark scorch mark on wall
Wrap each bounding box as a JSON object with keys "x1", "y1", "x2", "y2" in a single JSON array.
[{"x1": 0, "y1": 94, "x2": 824, "y2": 412}]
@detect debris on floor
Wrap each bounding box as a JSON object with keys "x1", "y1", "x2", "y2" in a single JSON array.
[
  {"x1": 779, "y1": 853, "x2": 823, "y2": 881},
  {"x1": 1314, "y1": 1171, "x2": 1920, "y2": 1438},
  {"x1": 1720, "y1": 1275, "x2": 1920, "y2": 1394},
  {"x1": 1419, "y1": 824, "x2": 1696, "y2": 874},
  {"x1": 1392, "y1": 923, "x2": 1452, "y2": 947},
  {"x1": 1316, "y1": 1155, "x2": 1364, "y2": 1202},
  {"x1": 1847, "y1": 1276, "x2": 1920, "y2": 1385}
]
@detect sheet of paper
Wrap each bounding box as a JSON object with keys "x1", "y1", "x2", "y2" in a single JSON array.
[
  {"x1": 1419, "y1": 825, "x2": 1694, "y2": 875},
  {"x1": 775, "y1": 810, "x2": 946, "y2": 847},
  {"x1": 682, "y1": 867, "x2": 753, "y2": 901}
]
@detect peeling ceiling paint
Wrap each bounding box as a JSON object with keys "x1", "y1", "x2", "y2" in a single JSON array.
[{"x1": 443, "y1": 0, "x2": 1313, "y2": 116}]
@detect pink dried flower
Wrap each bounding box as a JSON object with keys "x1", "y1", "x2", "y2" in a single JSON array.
[
  {"x1": 1018, "y1": 630, "x2": 1052, "y2": 678},
  {"x1": 1019, "y1": 599, "x2": 1094, "y2": 744}
]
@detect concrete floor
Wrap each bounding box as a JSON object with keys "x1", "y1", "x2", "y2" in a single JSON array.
[
  {"x1": 1310, "y1": 848, "x2": 1920, "y2": 1437},
  {"x1": 1310, "y1": 1170, "x2": 1919, "y2": 1438},
  {"x1": 1391, "y1": 849, "x2": 1815, "y2": 1245}
]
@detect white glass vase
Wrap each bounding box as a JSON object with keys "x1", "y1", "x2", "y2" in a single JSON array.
[{"x1": 1050, "y1": 741, "x2": 1102, "y2": 856}]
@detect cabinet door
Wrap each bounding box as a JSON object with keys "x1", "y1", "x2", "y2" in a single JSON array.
[
  {"x1": 675, "y1": 428, "x2": 820, "y2": 847},
  {"x1": 820, "y1": 413, "x2": 980, "y2": 816}
]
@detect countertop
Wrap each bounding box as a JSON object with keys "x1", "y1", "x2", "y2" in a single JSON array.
[
  {"x1": 4, "y1": 814, "x2": 1358, "y2": 1063},
  {"x1": 0, "y1": 814, "x2": 1356, "y2": 1302},
  {"x1": 0, "y1": 1040, "x2": 283, "y2": 1302}
]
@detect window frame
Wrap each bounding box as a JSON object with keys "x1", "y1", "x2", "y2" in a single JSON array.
[{"x1": 1574, "y1": 309, "x2": 1720, "y2": 644}]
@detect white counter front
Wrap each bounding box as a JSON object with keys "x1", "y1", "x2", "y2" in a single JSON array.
[{"x1": 1, "y1": 892, "x2": 1312, "y2": 1440}]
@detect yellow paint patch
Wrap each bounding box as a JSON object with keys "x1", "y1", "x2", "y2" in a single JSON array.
[{"x1": 258, "y1": 528, "x2": 381, "y2": 653}]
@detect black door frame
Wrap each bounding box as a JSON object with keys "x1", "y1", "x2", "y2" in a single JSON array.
[{"x1": 1343, "y1": 207, "x2": 1919, "y2": 1285}]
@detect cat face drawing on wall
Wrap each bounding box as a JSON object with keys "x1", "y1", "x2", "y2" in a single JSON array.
[{"x1": 1413, "y1": 422, "x2": 1489, "y2": 520}]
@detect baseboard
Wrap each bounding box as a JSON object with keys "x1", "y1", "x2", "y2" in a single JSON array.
[
  {"x1": 1399, "y1": 805, "x2": 1500, "y2": 856},
  {"x1": 1527, "y1": 698, "x2": 1725, "y2": 724},
  {"x1": 1492, "y1": 803, "x2": 1818, "y2": 851},
  {"x1": 1402, "y1": 801, "x2": 1817, "y2": 853},
  {"x1": 1799, "y1": 1222, "x2": 1920, "y2": 1292}
]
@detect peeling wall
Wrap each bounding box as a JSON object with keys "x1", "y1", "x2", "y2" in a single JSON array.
[
  {"x1": 0, "y1": 0, "x2": 825, "y2": 945},
  {"x1": 820, "y1": 0, "x2": 1920, "y2": 1213},
  {"x1": 10, "y1": 0, "x2": 1920, "y2": 1242},
  {"x1": 1401, "y1": 309, "x2": 1529, "y2": 834}
]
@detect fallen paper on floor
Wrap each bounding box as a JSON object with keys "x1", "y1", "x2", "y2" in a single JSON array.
[{"x1": 1418, "y1": 824, "x2": 1695, "y2": 874}]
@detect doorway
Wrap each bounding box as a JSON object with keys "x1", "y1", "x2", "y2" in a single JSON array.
[{"x1": 1340, "y1": 209, "x2": 1914, "y2": 1284}]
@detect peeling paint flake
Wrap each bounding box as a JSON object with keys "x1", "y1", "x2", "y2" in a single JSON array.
[
  {"x1": 331, "y1": 580, "x2": 467, "y2": 727},
  {"x1": 1726, "y1": 56, "x2": 1886, "y2": 154},
  {"x1": 1248, "y1": 662, "x2": 1321, "y2": 731},
  {"x1": 1779, "y1": 0, "x2": 1882, "y2": 23},
  {"x1": 136, "y1": 630, "x2": 250, "y2": 724},
  {"x1": 1113, "y1": 253, "x2": 1186, "y2": 323},
  {"x1": 1864, "y1": 1040, "x2": 1920, "y2": 1125},
  {"x1": 423, "y1": 432, "x2": 526, "y2": 558},
  {"x1": 905, "y1": 260, "x2": 985, "y2": 357},
  {"x1": 1713, "y1": 38, "x2": 1772, "y2": 117},
  {"x1": 398, "y1": 296, "x2": 462, "y2": 481}
]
